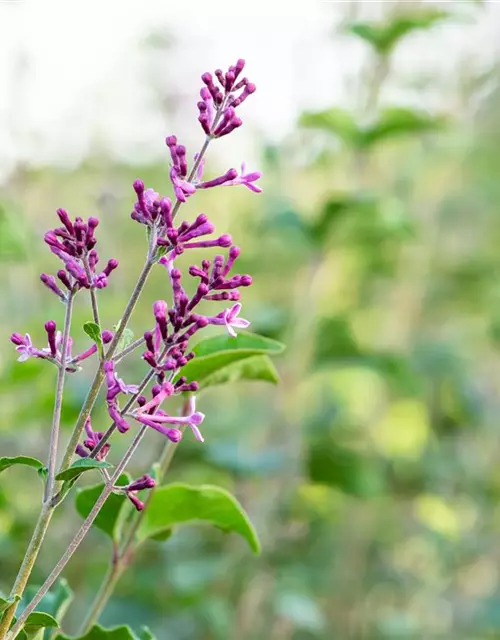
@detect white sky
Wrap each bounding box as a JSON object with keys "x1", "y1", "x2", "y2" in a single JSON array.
[{"x1": 0, "y1": 0, "x2": 499, "y2": 180}]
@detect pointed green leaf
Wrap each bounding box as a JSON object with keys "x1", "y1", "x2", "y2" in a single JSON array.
[
  {"x1": 361, "y1": 107, "x2": 445, "y2": 148},
  {"x1": 20, "y1": 580, "x2": 73, "y2": 640},
  {"x1": 199, "y1": 354, "x2": 279, "y2": 390},
  {"x1": 347, "y1": 11, "x2": 449, "y2": 56},
  {"x1": 136, "y1": 483, "x2": 261, "y2": 554},
  {"x1": 193, "y1": 332, "x2": 285, "y2": 357},
  {"x1": 116, "y1": 328, "x2": 134, "y2": 354},
  {"x1": 136, "y1": 628, "x2": 156, "y2": 640},
  {"x1": 83, "y1": 321, "x2": 103, "y2": 357},
  {"x1": 0, "y1": 456, "x2": 45, "y2": 475},
  {"x1": 56, "y1": 459, "x2": 112, "y2": 482},
  {"x1": 299, "y1": 107, "x2": 359, "y2": 145},
  {"x1": 21, "y1": 612, "x2": 59, "y2": 639},
  {"x1": 181, "y1": 333, "x2": 284, "y2": 388},
  {"x1": 75, "y1": 474, "x2": 131, "y2": 541},
  {"x1": 0, "y1": 594, "x2": 20, "y2": 615},
  {"x1": 53, "y1": 624, "x2": 136, "y2": 640}
]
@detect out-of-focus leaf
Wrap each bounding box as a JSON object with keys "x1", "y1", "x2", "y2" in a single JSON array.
[
  {"x1": 299, "y1": 108, "x2": 359, "y2": 145},
  {"x1": 136, "y1": 483, "x2": 261, "y2": 554},
  {"x1": 55, "y1": 459, "x2": 112, "y2": 482},
  {"x1": 307, "y1": 440, "x2": 384, "y2": 497},
  {"x1": 136, "y1": 628, "x2": 156, "y2": 640},
  {"x1": 20, "y1": 580, "x2": 73, "y2": 640},
  {"x1": 360, "y1": 108, "x2": 446, "y2": 148},
  {"x1": 20, "y1": 612, "x2": 59, "y2": 639},
  {"x1": 309, "y1": 193, "x2": 378, "y2": 247},
  {"x1": 204, "y1": 440, "x2": 288, "y2": 477},
  {"x1": 53, "y1": 625, "x2": 136, "y2": 640},
  {"x1": 347, "y1": 11, "x2": 449, "y2": 56},
  {"x1": 116, "y1": 328, "x2": 134, "y2": 354},
  {"x1": 314, "y1": 316, "x2": 360, "y2": 366},
  {"x1": 0, "y1": 456, "x2": 45, "y2": 475},
  {"x1": 300, "y1": 106, "x2": 444, "y2": 150},
  {"x1": 75, "y1": 474, "x2": 131, "y2": 541},
  {"x1": 181, "y1": 333, "x2": 284, "y2": 388}
]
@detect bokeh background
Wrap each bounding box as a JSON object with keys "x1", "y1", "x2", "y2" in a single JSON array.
[{"x1": 2, "y1": 0, "x2": 500, "y2": 637}]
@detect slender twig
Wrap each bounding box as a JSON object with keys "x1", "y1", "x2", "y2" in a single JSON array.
[
  {"x1": 82, "y1": 257, "x2": 101, "y2": 333},
  {"x1": 81, "y1": 400, "x2": 189, "y2": 633},
  {"x1": 113, "y1": 336, "x2": 146, "y2": 363},
  {"x1": 8, "y1": 426, "x2": 149, "y2": 640},
  {"x1": 44, "y1": 292, "x2": 75, "y2": 503}
]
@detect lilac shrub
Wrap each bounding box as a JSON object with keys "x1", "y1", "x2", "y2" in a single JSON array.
[{"x1": 0, "y1": 60, "x2": 280, "y2": 640}]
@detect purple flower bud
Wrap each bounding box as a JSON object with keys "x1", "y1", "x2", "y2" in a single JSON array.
[
  {"x1": 102, "y1": 330, "x2": 113, "y2": 344},
  {"x1": 100, "y1": 259, "x2": 117, "y2": 279},
  {"x1": 127, "y1": 493, "x2": 145, "y2": 511},
  {"x1": 75, "y1": 444, "x2": 89, "y2": 458},
  {"x1": 40, "y1": 273, "x2": 65, "y2": 299},
  {"x1": 160, "y1": 197, "x2": 173, "y2": 229},
  {"x1": 10, "y1": 333, "x2": 24, "y2": 346},
  {"x1": 137, "y1": 395, "x2": 147, "y2": 406},
  {"x1": 143, "y1": 351, "x2": 157, "y2": 368},
  {"x1": 144, "y1": 330, "x2": 155, "y2": 354},
  {"x1": 107, "y1": 403, "x2": 130, "y2": 434},
  {"x1": 153, "y1": 300, "x2": 168, "y2": 339},
  {"x1": 57, "y1": 269, "x2": 72, "y2": 290},
  {"x1": 133, "y1": 179, "x2": 145, "y2": 195},
  {"x1": 127, "y1": 474, "x2": 156, "y2": 492},
  {"x1": 44, "y1": 320, "x2": 57, "y2": 357}
]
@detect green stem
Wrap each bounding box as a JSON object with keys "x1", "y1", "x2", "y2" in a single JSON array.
[
  {"x1": 81, "y1": 401, "x2": 189, "y2": 632},
  {"x1": 0, "y1": 505, "x2": 53, "y2": 639},
  {"x1": 8, "y1": 426, "x2": 149, "y2": 640},
  {"x1": 44, "y1": 291, "x2": 75, "y2": 502}
]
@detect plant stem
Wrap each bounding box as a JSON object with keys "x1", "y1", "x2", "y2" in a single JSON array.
[
  {"x1": 8, "y1": 426, "x2": 149, "y2": 640},
  {"x1": 56, "y1": 258, "x2": 154, "y2": 484},
  {"x1": 44, "y1": 291, "x2": 75, "y2": 503},
  {"x1": 113, "y1": 335, "x2": 146, "y2": 363},
  {"x1": 82, "y1": 257, "x2": 101, "y2": 332},
  {"x1": 81, "y1": 400, "x2": 189, "y2": 632},
  {"x1": 0, "y1": 505, "x2": 53, "y2": 639}
]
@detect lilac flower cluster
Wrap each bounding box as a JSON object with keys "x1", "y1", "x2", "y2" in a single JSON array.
[
  {"x1": 43, "y1": 209, "x2": 118, "y2": 297},
  {"x1": 10, "y1": 325, "x2": 113, "y2": 370},
  {"x1": 10, "y1": 59, "x2": 260, "y2": 513}
]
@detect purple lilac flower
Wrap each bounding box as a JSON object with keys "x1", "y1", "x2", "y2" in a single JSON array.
[
  {"x1": 206, "y1": 303, "x2": 250, "y2": 337},
  {"x1": 104, "y1": 361, "x2": 138, "y2": 433},
  {"x1": 121, "y1": 473, "x2": 156, "y2": 511},
  {"x1": 75, "y1": 417, "x2": 111, "y2": 461},
  {"x1": 133, "y1": 395, "x2": 205, "y2": 443},
  {"x1": 43, "y1": 210, "x2": 118, "y2": 295}
]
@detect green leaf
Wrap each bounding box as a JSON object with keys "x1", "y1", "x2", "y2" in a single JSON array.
[
  {"x1": 136, "y1": 483, "x2": 260, "y2": 554},
  {"x1": 360, "y1": 107, "x2": 445, "y2": 148},
  {"x1": 0, "y1": 456, "x2": 45, "y2": 475},
  {"x1": 0, "y1": 594, "x2": 20, "y2": 615},
  {"x1": 75, "y1": 474, "x2": 131, "y2": 541},
  {"x1": 309, "y1": 193, "x2": 377, "y2": 247},
  {"x1": 53, "y1": 625, "x2": 137, "y2": 640},
  {"x1": 299, "y1": 108, "x2": 360, "y2": 145},
  {"x1": 181, "y1": 333, "x2": 284, "y2": 389},
  {"x1": 197, "y1": 354, "x2": 279, "y2": 390},
  {"x1": 136, "y1": 628, "x2": 156, "y2": 640},
  {"x1": 56, "y1": 459, "x2": 112, "y2": 482},
  {"x1": 21, "y1": 612, "x2": 59, "y2": 639},
  {"x1": 347, "y1": 11, "x2": 449, "y2": 56},
  {"x1": 116, "y1": 328, "x2": 134, "y2": 354},
  {"x1": 83, "y1": 321, "x2": 103, "y2": 357},
  {"x1": 20, "y1": 580, "x2": 73, "y2": 640},
  {"x1": 314, "y1": 316, "x2": 361, "y2": 366}
]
